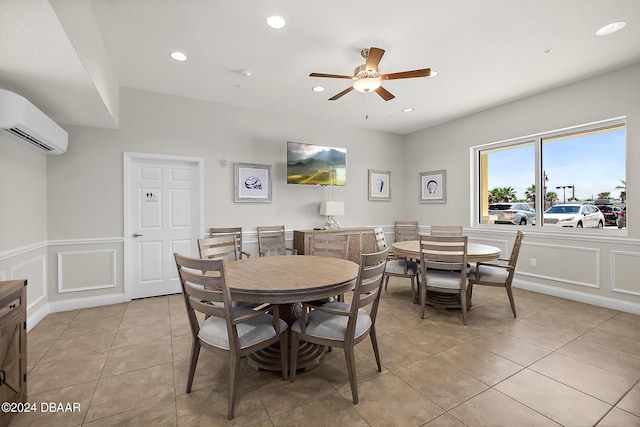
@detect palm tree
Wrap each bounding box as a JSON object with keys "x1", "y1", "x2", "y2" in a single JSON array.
[
  {"x1": 615, "y1": 179, "x2": 626, "y2": 201},
  {"x1": 489, "y1": 186, "x2": 517, "y2": 203},
  {"x1": 598, "y1": 191, "x2": 611, "y2": 200},
  {"x1": 525, "y1": 184, "x2": 536, "y2": 204},
  {"x1": 545, "y1": 191, "x2": 558, "y2": 209}
]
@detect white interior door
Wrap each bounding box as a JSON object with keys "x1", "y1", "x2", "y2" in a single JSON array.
[{"x1": 125, "y1": 153, "x2": 203, "y2": 299}]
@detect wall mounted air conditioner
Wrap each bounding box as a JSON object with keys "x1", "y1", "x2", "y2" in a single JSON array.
[{"x1": 0, "y1": 89, "x2": 68, "y2": 155}]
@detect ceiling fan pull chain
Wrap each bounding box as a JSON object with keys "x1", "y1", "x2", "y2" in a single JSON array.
[{"x1": 365, "y1": 92, "x2": 369, "y2": 120}]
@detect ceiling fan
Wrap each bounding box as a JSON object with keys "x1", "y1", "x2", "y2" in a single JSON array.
[{"x1": 310, "y1": 47, "x2": 431, "y2": 101}]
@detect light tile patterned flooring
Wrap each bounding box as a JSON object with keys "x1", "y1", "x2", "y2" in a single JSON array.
[{"x1": 13, "y1": 279, "x2": 640, "y2": 426}]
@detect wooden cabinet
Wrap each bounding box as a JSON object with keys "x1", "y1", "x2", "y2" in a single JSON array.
[
  {"x1": 293, "y1": 227, "x2": 376, "y2": 264},
  {"x1": 0, "y1": 280, "x2": 27, "y2": 427}
]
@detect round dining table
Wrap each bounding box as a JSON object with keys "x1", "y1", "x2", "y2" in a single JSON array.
[
  {"x1": 225, "y1": 255, "x2": 360, "y2": 372},
  {"x1": 391, "y1": 240, "x2": 501, "y2": 262}
]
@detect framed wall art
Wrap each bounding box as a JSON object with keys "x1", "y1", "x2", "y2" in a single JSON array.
[
  {"x1": 419, "y1": 170, "x2": 446, "y2": 203},
  {"x1": 234, "y1": 163, "x2": 272, "y2": 203},
  {"x1": 368, "y1": 170, "x2": 391, "y2": 201}
]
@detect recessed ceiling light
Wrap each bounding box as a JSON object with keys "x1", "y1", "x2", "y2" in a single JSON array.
[
  {"x1": 426, "y1": 70, "x2": 439, "y2": 78},
  {"x1": 267, "y1": 16, "x2": 286, "y2": 29},
  {"x1": 402, "y1": 108, "x2": 414, "y2": 113},
  {"x1": 312, "y1": 86, "x2": 325, "y2": 92},
  {"x1": 596, "y1": 21, "x2": 626, "y2": 36},
  {"x1": 170, "y1": 51, "x2": 188, "y2": 62}
]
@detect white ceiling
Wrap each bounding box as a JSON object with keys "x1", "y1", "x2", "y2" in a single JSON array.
[{"x1": 2, "y1": 0, "x2": 640, "y2": 135}]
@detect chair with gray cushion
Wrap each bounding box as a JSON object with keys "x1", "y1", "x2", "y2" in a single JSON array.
[
  {"x1": 394, "y1": 220, "x2": 419, "y2": 244},
  {"x1": 198, "y1": 235, "x2": 239, "y2": 261},
  {"x1": 257, "y1": 225, "x2": 298, "y2": 256},
  {"x1": 308, "y1": 232, "x2": 349, "y2": 259},
  {"x1": 467, "y1": 230, "x2": 524, "y2": 318},
  {"x1": 209, "y1": 227, "x2": 250, "y2": 259},
  {"x1": 374, "y1": 227, "x2": 418, "y2": 303},
  {"x1": 174, "y1": 253, "x2": 288, "y2": 420},
  {"x1": 308, "y1": 233, "x2": 350, "y2": 302},
  {"x1": 419, "y1": 234, "x2": 469, "y2": 325},
  {"x1": 289, "y1": 248, "x2": 389, "y2": 404}
]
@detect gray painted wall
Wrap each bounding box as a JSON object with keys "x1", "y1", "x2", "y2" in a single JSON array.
[{"x1": 1, "y1": 63, "x2": 639, "y2": 328}]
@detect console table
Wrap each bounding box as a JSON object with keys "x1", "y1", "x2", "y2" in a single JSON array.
[
  {"x1": 293, "y1": 227, "x2": 376, "y2": 264},
  {"x1": 0, "y1": 279, "x2": 27, "y2": 427}
]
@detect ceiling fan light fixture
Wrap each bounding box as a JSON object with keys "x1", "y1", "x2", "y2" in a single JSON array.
[{"x1": 353, "y1": 77, "x2": 381, "y2": 92}]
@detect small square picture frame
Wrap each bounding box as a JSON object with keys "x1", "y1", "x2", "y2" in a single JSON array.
[
  {"x1": 368, "y1": 170, "x2": 391, "y2": 201},
  {"x1": 420, "y1": 170, "x2": 446, "y2": 203},
  {"x1": 234, "y1": 163, "x2": 272, "y2": 203}
]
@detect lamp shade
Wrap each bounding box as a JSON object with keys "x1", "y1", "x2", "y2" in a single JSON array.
[
  {"x1": 320, "y1": 201, "x2": 344, "y2": 216},
  {"x1": 352, "y1": 77, "x2": 381, "y2": 93}
]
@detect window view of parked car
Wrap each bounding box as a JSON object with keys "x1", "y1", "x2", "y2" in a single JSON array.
[
  {"x1": 488, "y1": 203, "x2": 535, "y2": 225},
  {"x1": 594, "y1": 199, "x2": 619, "y2": 226},
  {"x1": 543, "y1": 203, "x2": 605, "y2": 228}
]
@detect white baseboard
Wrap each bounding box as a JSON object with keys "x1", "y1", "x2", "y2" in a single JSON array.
[
  {"x1": 26, "y1": 293, "x2": 130, "y2": 331},
  {"x1": 48, "y1": 292, "x2": 128, "y2": 312},
  {"x1": 514, "y1": 279, "x2": 640, "y2": 315},
  {"x1": 26, "y1": 304, "x2": 50, "y2": 333}
]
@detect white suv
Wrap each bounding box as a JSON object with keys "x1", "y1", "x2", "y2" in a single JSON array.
[{"x1": 543, "y1": 204, "x2": 604, "y2": 228}]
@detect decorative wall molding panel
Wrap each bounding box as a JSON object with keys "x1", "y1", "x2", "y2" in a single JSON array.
[
  {"x1": 611, "y1": 250, "x2": 640, "y2": 296},
  {"x1": 10, "y1": 255, "x2": 47, "y2": 309},
  {"x1": 58, "y1": 249, "x2": 117, "y2": 293},
  {"x1": 517, "y1": 242, "x2": 600, "y2": 289}
]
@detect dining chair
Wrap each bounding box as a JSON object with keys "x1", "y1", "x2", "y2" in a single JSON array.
[
  {"x1": 257, "y1": 225, "x2": 298, "y2": 256},
  {"x1": 373, "y1": 227, "x2": 418, "y2": 303},
  {"x1": 289, "y1": 248, "x2": 389, "y2": 404},
  {"x1": 197, "y1": 235, "x2": 239, "y2": 261},
  {"x1": 467, "y1": 231, "x2": 524, "y2": 317},
  {"x1": 174, "y1": 253, "x2": 288, "y2": 420},
  {"x1": 430, "y1": 225, "x2": 464, "y2": 236},
  {"x1": 394, "y1": 220, "x2": 419, "y2": 243},
  {"x1": 308, "y1": 233, "x2": 351, "y2": 302},
  {"x1": 209, "y1": 227, "x2": 250, "y2": 259},
  {"x1": 418, "y1": 234, "x2": 469, "y2": 325},
  {"x1": 308, "y1": 233, "x2": 350, "y2": 259}
]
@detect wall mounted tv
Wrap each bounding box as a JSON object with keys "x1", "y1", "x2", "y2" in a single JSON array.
[{"x1": 287, "y1": 141, "x2": 347, "y2": 186}]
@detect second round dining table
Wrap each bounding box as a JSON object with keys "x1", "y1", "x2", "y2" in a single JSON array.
[{"x1": 391, "y1": 240, "x2": 501, "y2": 262}]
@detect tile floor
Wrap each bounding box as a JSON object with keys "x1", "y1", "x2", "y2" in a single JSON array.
[{"x1": 12, "y1": 279, "x2": 640, "y2": 426}]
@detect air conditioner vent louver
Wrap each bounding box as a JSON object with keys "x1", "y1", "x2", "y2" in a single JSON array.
[
  {"x1": 7, "y1": 127, "x2": 54, "y2": 152},
  {"x1": 0, "y1": 89, "x2": 68, "y2": 155}
]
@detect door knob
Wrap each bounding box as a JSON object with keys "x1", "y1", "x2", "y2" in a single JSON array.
[{"x1": 133, "y1": 233, "x2": 143, "y2": 238}]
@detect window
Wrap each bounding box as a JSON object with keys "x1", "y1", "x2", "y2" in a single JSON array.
[{"x1": 475, "y1": 119, "x2": 626, "y2": 231}]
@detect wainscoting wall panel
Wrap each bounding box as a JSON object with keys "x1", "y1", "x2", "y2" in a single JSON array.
[
  {"x1": 10, "y1": 254, "x2": 47, "y2": 310},
  {"x1": 57, "y1": 249, "x2": 117, "y2": 293},
  {"x1": 517, "y1": 242, "x2": 600, "y2": 289},
  {"x1": 611, "y1": 250, "x2": 640, "y2": 296}
]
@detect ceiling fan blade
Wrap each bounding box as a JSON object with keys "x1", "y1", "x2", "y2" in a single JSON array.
[
  {"x1": 381, "y1": 68, "x2": 431, "y2": 80},
  {"x1": 329, "y1": 86, "x2": 354, "y2": 101},
  {"x1": 366, "y1": 47, "x2": 385, "y2": 71},
  {"x1": 375, "y1": 86, "x2": 395, "y2": 101},
  {"x1": 310, "y1": 72, "x2": 354, "y2": 79}
]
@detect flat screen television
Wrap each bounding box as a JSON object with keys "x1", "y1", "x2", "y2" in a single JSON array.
[{"x1": 287, "y1": 141, "x2": 347, "y2": 186}]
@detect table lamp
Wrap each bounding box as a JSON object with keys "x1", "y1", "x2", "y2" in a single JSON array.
[{"x1": 320, "y1": 201, "x2": 344, "y2": 229}]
